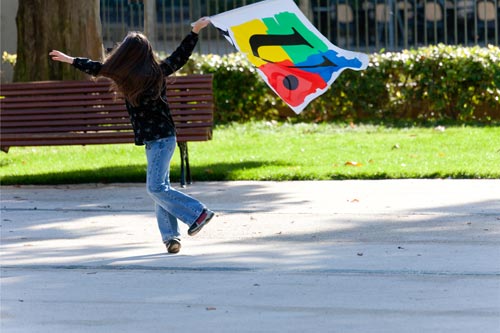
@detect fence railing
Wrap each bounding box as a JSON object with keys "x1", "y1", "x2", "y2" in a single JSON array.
[{"x1": 100, "y1": 0, "x2": 499, "y2": 54}]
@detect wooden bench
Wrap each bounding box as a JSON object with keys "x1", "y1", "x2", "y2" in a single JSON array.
[{"x1": 0, "y1": 74, "x2": 214, "y2": 186}]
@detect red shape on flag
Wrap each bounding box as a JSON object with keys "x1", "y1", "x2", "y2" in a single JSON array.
[{"x1": 259, "y1": 60, "x2": 327, "y2": 107}]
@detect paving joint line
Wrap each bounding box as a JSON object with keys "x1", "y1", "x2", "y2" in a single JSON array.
[{"x1": 2, "y1": 265, "x2": 499, "y2": 277}]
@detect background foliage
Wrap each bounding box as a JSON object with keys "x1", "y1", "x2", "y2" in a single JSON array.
[
  {"x1": 5, "y1": 45, "x2": 498, "y2": 124},
  {"x1": 180, "y1": 44, "x2": 500, "y2": 125}
]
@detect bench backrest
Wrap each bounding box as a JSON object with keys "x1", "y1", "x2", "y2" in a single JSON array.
[{"x1": 0, "y1": 74, "x2": 214, "y2": 147}]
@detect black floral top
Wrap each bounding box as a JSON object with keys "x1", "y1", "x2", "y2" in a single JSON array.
[{"x1": 72, "y1": 32, "x2": 199, "y2": 145}]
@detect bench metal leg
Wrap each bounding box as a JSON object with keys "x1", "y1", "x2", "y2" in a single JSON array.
[
  {"x1": 185, "y1": 144, "x2": 192, "y2": 185},
  {"x1": 178, "y1": 142, "x2": 192, "y2": 188}
]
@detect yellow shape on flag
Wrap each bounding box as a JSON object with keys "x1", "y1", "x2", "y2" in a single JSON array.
[{"x1": 231, "y1": 19, "x2": 291, "y2": 66}]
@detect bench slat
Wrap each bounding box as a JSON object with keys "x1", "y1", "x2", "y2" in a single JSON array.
[
  {"x1": 1, "y1": 112, "x2": 212, "y2": 123},
  {"x1": 1, "y1": 128, "x2": 210, "y2": 137},
  {"x1": 0, "y1": 79, "x2": 212, "y2": 95},
  {"x1": 1, "y1": 131, "x2": 210, "y2": 144},
  {"x1": 0, "y1": 106, "x2": 127, "y2": 116},
  {"x1": 1, "y1": 125, "x2": 132, "y2": 133},
  {"x1": 2, "y1": 112, "x2": 129, "y2": 122},
  {"x1": 0, "y1": 76, "x2": 211, "y2": 88},
  {"x1": 2, "y1": 118, "x2": 212, "y2": 131},
  {"x1": 0, "y1": 89, "x2": 213, "y2": 104},
  {"x1": 1, "y1": 97, "x2": 212, "y2": 110},
  {"x1": 0, "y1": 105, "x2": 216, "y2": 116}
]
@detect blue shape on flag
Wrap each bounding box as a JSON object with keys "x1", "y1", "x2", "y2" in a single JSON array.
[{"x1": 293, "y1": 50, "x2": 365, "y2": 83}]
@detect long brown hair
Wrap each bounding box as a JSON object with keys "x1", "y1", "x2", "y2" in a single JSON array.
[{"x1": 100, "y1": 32, "x2": 163, "y2": 107}]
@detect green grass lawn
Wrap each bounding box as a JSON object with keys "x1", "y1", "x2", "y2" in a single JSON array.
[{"x1": 1, "y1": 122, "x2": 499, "y2": 185}]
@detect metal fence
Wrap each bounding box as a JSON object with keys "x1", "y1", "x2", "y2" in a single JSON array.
[{"x1": 100, "y1": 0, "x2": 499, "y2": 54}]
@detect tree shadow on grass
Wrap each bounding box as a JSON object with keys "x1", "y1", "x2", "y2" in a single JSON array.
[
  {"x1": 0, "y1": 160, "x2": 296, "y2": 185},
  {"x1": 0, "y1": 165, "x2": 147, "y2": 185}
]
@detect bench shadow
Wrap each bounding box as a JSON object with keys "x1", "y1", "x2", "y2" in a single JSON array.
[{"x1": 0, "y1": 160, "x2": 295, "y2": 185}]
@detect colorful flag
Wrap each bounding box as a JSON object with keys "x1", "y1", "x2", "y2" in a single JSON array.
[{"x1": 210, "y1": 0, "x2": 369, "y2": 114}]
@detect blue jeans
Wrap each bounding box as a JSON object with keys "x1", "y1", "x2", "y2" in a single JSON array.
[{"x1": 145, "y1": 136, "x2": 205, "y2": 243}]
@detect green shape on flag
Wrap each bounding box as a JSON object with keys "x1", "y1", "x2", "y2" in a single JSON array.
[{"x1": 262, "y1": 12, "x2": 328, "y2": 63}]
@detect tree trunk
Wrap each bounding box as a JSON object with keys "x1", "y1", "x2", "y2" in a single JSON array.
[
  {"x1": 143, "y1": 0, "x2": 156, "y2": 48},
  {"x1": 299, "y1": 0, "x2": 313, "y2": 22},
  {"x1": 14, "y1": 0, "x2": 103, "y2": 82}
]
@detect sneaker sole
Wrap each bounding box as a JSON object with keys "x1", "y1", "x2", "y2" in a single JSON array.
[
  {"x1": 188, "y1": 211, "x2": 214, "y2": 236},
  {"x1": 166, "y1": 240, "x2": 181, "y2": 254}
]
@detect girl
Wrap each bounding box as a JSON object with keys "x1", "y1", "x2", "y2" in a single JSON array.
[{"x1": 49, "y1": 17, "x2": 214, "y2": 254}]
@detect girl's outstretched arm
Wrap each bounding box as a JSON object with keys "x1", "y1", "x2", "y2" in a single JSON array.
[
  {"x1": 50, "y1": 50, "x2": 102, "y2": 76},
  {"x1": 49, "y1": 50, "x2": 74, "y2": 64}
]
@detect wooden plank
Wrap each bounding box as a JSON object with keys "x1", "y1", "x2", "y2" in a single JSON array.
[
  {"x1": 2, "y1": 115, "x2": 213, "y2": 125},
  {"x1": 0, "y1": 93, "x2": 120, "y2": 104},
  {"x1": 174, "y1": 118, "x2": 213, "y2": 124},
  {"x1": 2, "y1": 112, "x2": 129, "y2": 122},
  {"x1": 2, "y1": 112, "x2": 213, "y2": 123},
  {"x1": 175, "y1": 123, "x2": 213, "y2": 129},
  {"x1": 0, "y1": 75, "x2": 212, "y2": 92},
  {"x1": 0, "y1": 137, "x2": 134, "y2": 147},
  {"x1": 0, "y1": 107, "x2": 127, "y2": 117},
  {"x1": 0, "y1": 87, "x2": 113, "y2": 97},
  {"x1": 1, "y1": 125, "x2": 132, "y2": 134},
  {"x1": 0, "y1": 135, "x2": 208, "y2": 146},
  {"x1": 1, "y1": 129, "x2": 209, "y2": 138},
  {"x1": 1, "y1": 99, "x2": 124, "y2": 110},
  {"x1": 1, "y1": 89, "x2": 216, "y2": 102},
  {"x1": 0, "y1": 133, "x2": 210, "y2": 145},
  {"x1": 2, "y1": 97, "x2": 212, "y2": 110}
]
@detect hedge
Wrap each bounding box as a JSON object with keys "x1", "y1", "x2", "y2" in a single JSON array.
[{"x1": 180, "y1": 44, "x2": 500, "y2": 125}]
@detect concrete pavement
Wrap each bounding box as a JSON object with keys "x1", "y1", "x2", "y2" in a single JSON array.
[{"x1": 1, "y1": 180, "x2": 500, "y2": 332}]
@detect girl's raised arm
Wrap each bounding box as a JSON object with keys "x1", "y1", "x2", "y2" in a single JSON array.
[{"x1": 191, "y1": 17, "x2": 210, "y2": 34}]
